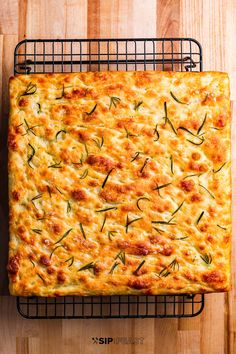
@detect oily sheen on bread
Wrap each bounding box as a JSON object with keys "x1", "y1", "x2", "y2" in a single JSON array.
[{"x1": 8, "y1": 71, "x2": 231, "y2": 296}]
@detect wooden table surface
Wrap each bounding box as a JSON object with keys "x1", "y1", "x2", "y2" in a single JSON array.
[{"x1": 0, "y1": 1, "x2": 236, "y2": 353}]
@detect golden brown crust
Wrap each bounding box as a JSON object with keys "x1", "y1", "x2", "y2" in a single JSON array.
[{"x1": 8, "y1": 71, "x2": 231, "y2": 296}]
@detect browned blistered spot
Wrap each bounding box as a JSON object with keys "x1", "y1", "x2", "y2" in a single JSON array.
[
  {"x1": 180, "y1": 180, "x2": 195, "y2": 192},
  {"x1": 128, "y1": 278, "x2": 150, "y2": 289},
  {"x1": 12, "y1": 190, "x2": 20, "y2": 201},
  {"x1": 121, "y1": 204, "x2": 136, "y2": 212},
  {"x1": 71, "y1": 189, "x2": 87, "y2": 201},
  {"x1": 52, "y1": 223, "x2": 62, "y2": 235},
  {"x1": 77, "y1": 130, "x2": 90, "y2": 142},
  {"x1": 202, "y1": 270, "x2": 225, "y2": 283},
  {"x1": 215, "y1": 114, "x2": 227, "y2": 128},
  {"x1": 189, "y1": 161, "x2": 208, "y2": 172},
  {"x1": 192, "y1": 152, "x2": 201, "y2": 161},
  {"x1": 8, "y1": 254, "x2": 20, "y2": 275},
  {"x1": 191, "y1": 193, "x2": 202, "y2": 202},
  {"x1": 65, "y1": 88, "x2": 88, "y2": 99},
  {"x1": 116, "y1": 118, "x2": 134, "y2": 128},
  {"x1": 18, "y1": 98, "x2": 28, "y2": 107},
  {"x1": 185, "y1": 271, "x2": 198, "y2": 281},
  {"x1": 86, "y1": 155, "x2": 116, "y2": 172},
  {"x1": 199, "y1": 223, "x2": 209, "y2": 232},
  {"x1": 8, "y1": 133, "x2": 18, "y2": 151},
  {"x1": 47, "y1": 267, "x2": 55, "y2": 275},
  {"x1": 17, "y1": 225, "x2": 26, "y2": 236},
  {"x1": 206, "y1": 235, "x2": 215, "y2": 243},
  {"x1": 224, "y1": 235, "x2": 230, "y2": 244},
  {"x1": 159, "y1": 245, "x2": 174, "y2": 256},
  {"x1": 60, "y1": 150, "x2": 70, "y2": 163},
  {"x1": 208, "y1": 206, "x2": 216, "y2": 217},
  {"x1": 57, "y1": 270, "x2": 66, "y2": 283},
  {"x1": 88, "y1": 180, "x2": 98, "y2": 187},
  {"x1": 39, "y1": 255, "x2": 51, "y2": 267}
]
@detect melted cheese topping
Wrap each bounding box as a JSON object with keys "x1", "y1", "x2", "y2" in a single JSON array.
[{"x1": 8, "y1": 71, "x2": 231, "y2": 296}]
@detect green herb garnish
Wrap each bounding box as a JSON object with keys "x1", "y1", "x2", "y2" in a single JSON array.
[
  {"x1": 115, "y1": 250, "x2": 126, "y2": 265},
  {"x1": 54, "y1": 228, "x2": 73, "y2": 244},
  {"x1": 134, "y1": 260, "x2": 145, "y2": 275},
  {"x1": 67, "y1": 201, "x2": 71, "y2": 213},
  {"x1": 153, "y1": 182, "x2": 172, "y2": 197},
  {"x1": 170, "y1": 155, "x2": 174, "y2": 174},
  {"x1": 47, "y1": 186, "x2": 52, "y2": 198},
  {"x1": 217, "y1": 224, "x2": 227, "y2": 230},
  {"x1": 170, "y1": 91, "x2": 188, "y2": 105},
  {"x1": 199, "y1": 184, "x2": 215, "y2": 199},
  {"x1": 48, "y1": 161, "x2": 62, "y2": 168},
  {"x1": 124, "y1": 126, "x2": 138, "y2": 138},
  {"x1": 153, "y1": 124, "x2": 160, "y2": 141},
  {"x1": 109, "y1": 96, "x2": 121, "y2": 109},
  {"x1": 183, "y1": 173, "x2": 203, "y2": 179},
  {"x1": 56, "y1": 84, "x2": 65, "y2": 99},
  {"x1": 187, "y1": 136, "x2": 205, "y2": 145},
  {"x1": 96, "y1": 207, "x2": 117, "y2": 213},
  {"x1": 31, "y1": 193, "x2": 43, "y2": 201},
  {"x1": 134, "y1": 101, "x2": 143, "y2": 111},
  {"x1": 100, "y1": 216, "x2": 107, "y2": 232},
  {"x1": 50, "y1": 245, "x2": 65, "y2": 258},
  {"x1": 65, "y1": 256, "x2": 74, "y2": 267},
  {"x1": 37, "y1": 103, "x2": 41, "y2": 114},
  {"x1": 102, "y1": 168, "x2": 114, "y2": 188},
  {"x1": 125, "y1": 215, "x2": 143, "y2": 233},
  {"x1": 86, "y1": 103, "x2": 97, "y2": 115},
  {"x1": 159, "y1": 259, "x2": 179, "y2": 277},
  {"x1": 78, "y1": 262, "x2": 95, "y2": 273},
  {"x1": 153, "y1": 227, "x2": 164, "y2": 234},
  {"x1": 92, "y1": 136, "x2": 104, "y2": 149},
  {"x1": 21, "y1": 82, "x2": 37, "y2": 96},
  {"x1": 79, "y1": 223, "x2": 86, "y2": 239},
  {"x1": 29, "y1": 259, "x2": 35, "y2": 268},
  {"x1": 197, "y1": 113, "x2": 207, "y2": 135},
  {"x1": 109, "y1": 261, "x2": 119, "y2": 274},
  {"x1": 27, "y1": 143, "x2": 35, "y2": 168},
  {"x1": 196, "y1": 211, "x2": 204, "y2": 225},
  {"x1": 163, "y1": 102, "x2": 177, "y2": 135},
  {"x1": 131, "y1": 152, "x2": 141, "y2": 162},
  {"x1": 152, "y1": 216, "x2": 176, "y2": 226},
  {"x1": 171, "y1": 200, "x2": 184, "y2": 216},
  {"x1": 140, "y1": 158, "x2": 149, "y2": 173},
  {"x1": 36, "y1": 273, "x2": 45, "y2": 284},
  {"x1": 136, "y1": 197, "x2": 150, "y2": 212},
  {"x1": 108, "y1": 231, "x2": 117, "y2": 240},
  {"x1": 56, "y1": 130, "x2": 66, "y2": 140},
  {"x1": 200, "y1": 253, "x2": 212, "y2": 264},
  {"x1": 213, "y1": 162, "x2": 227, "y2": 173},
  {"x1": 55, "y1": 186, "x2": 63, "y2": 194},
  {"x1": 79, "y1": 169, "x2": 89, "y2": 179},
  {"x1": 31, "y1": 229, "x2": 42, "y2": 235},
  {"x1": 22, "y1": 119, "x2": 40, "y2": 136}
]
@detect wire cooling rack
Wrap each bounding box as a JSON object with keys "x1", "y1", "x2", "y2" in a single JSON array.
[{"x1": 14, "y1": 38, "x2": 204, "y2": 319}]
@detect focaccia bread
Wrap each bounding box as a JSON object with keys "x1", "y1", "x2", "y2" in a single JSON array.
[{"x1": 8, "y1": 71, "x2": 231, "y2": 296}]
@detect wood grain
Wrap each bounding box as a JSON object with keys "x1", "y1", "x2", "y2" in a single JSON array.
[{"x1": 0, "y1": 1, "x2": 235, "y2": 353}]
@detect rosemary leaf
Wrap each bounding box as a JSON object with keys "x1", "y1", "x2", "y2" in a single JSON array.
[
  {"x1": 56, "y1": 84, "x2": 65, "y2": 99},
  {"x1": 199, "y1": 184, "x2": 215, "y2": 199},
  {"x1": 92, "y1": 136, "x2": 104, "y2": 149},
  {"x1": 48, "y1": 161, "x2": 62, "y2": 168},
  {"x1": 115, "y1": 250, "x2": 126, "y2": 265},
  {"x1": 65, "y1": 256, "x2": 74, "y2": 267},
  {"x1": 170, "y1": 91, "x2": 188, "y2": 105},
  {"x1": 31, "y1": 193, "x2": 43, "y2": 201},
  {"x1": 78, "y1": 262, "x2": 95, "y2": 272},
  {"x1": 31, "y1": 229, "x2": 42, "y2": 235},
  {"x1": 108, "y1": 230, "x2": 117, "y2": 240},
  {"x1": 54, "y1": 228, "x2": 73, "y2": 244},
  {"x1": 126, "y1": 215, "x2": 143, "y2": 233},
  {"x1": 217, "y1": 224, "x2": 227, "y2": 230},
  {"x1": 200, "y1": 253, "x2": 212, "y2": 264},
  {"x1": 152, "y1": 216, "x2": 176, "y2": 225},
  {"x1": 67, "y1": 201, "x2": 71, "y2": 213},
  {"x1": 47, "y1": 186, "x2": 52, "y2": 198},
  {"x1": 186, "y1": 137, "x2": 205, "y2": 145},
  {"x1": 136, "y1": 197, "x2": 150, "y2": 211},
  {"x1": 79, "y1": 222, "x2": 86, "y2": 239},
  {"x1": 50, "y1": 245, "x2": 65, "y2": 258},
  {"x1": 197, "y1": 113, "x2": 207, "y2": 135},
  {"x1": 140, "y1": 158, "x2": 149, "y2": 173},
  {"x1": 21, "y1": 82, "x2": 37, "y2": 96},
  {"x1": 56, "y1": 130, "x2": 67, "y2": 140},
  {"x1": 170, "y1": 155, "x2": 174, "y2": 174},
  {"x1": 171, "y1": 200, "x2": 184, "y2": 216},
  {"x1": 36, "y1": 273, "x2": 45, "y2": 283},
  {"x1": 86, "y1": 103, "x2": 97, "y2": 115},
  {"x1": 131, "y1": 152, "x2": 141, "y2": 162},
  {"x1": 213, "y1": 162, "x2": 227, "y2": 174},
  {"x1": 109, "y1": 261, "x2": 119, "y2": 274},
  {"x1": 79, "y1": 169, "x2": 89, "y2": 179},
  {"x1": 134, "y1": 101, "x2": 143, "y2": 111},
  {"x1": 27, "y1": 143, "x2": 35, "y2": 169},
  {"x1": 196, "y1": 211, "x2": 204, "y2": 225},
  {"x1": 100, "y1": 215, "x2": 107, "y2": 232},
  {"x1": 96, "y1": 207, "x2": 117, "y2": 213},
  {"x1": 101, "y1": 168, "x2": 114, "y2": 188},
  {"x1": 134, "y1": 260, "x2": 145, "y2": 275},
  {"x1": 153, "y1": 124, "x2": 160, "y2": 141},
  {"x1": 109, "y1": 96, "x2": 121, "y2": 109}
]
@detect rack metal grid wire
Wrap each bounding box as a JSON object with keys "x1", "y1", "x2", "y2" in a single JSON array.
[{"x1": 15, "y1": 38, "x2": 204, "y2": 319}]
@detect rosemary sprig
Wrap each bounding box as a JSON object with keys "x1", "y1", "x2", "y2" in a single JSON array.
[
  {"x1": 36, "y1": 273, "x2": 46, "y2": 284},
  {"x1": 153, "y1": 124, "x2": 160, "y2": 141},
  {"x1": 37, "y1": 103, "x2": 41, "y2": 114},
  {"x1": 79, "y1": 169, "x2": 89, "y2": 179},
  {"x1": 202, "y1": 94, "x2": 208, "y2": 104},
  {"x1": 196, "y1": 211, "x2": 204, "y2": 225},
  {"x1": 100, "y1": 216, "x2": 107, "y2": 232},
  {"x1": 178, "y1": 126, "x2": 197, "y2": 137},
  {"x1": 96, "y1": 207, "x2": 117, "y2": 213},
  {"x1": 109, "y1": 96, "x2": 121, "y2": 109},
  {"x1": 213, "y1": 162, "x2": 227, "y2": 173},
  {"x1": 174, "y1": 236, "x2": 189, "y2": 240},
  {"x1": 109, "y1": 261, "x2": 119, "y2": 274},
  {"x1": 72, "y1": 153, "x2": 84, "y2": 166},
  {"x1": 21, "y1": 82, "x2": 37, "y2": 96},
  {"x1": 29, "y1": 259, "x2": 35, "y2": 268},
  {"x1": 159, "y1": 259, "x2": 179, "y2": 277},
  {"x1": 131, "y1": 152, "x2": 141, "y2": 162},
  {"x1": 22, "y1": 119, "x2": 40, "y2": 136},
  {"x1": 115, "y1": 250, "x2": 126, "y2": 265},
  {"x1": 134, "y1": 101, "x2": 143, "y2": 111},
  {"x1": 125, "y1": 215, "x2": 143, "y2": 233},
  {"x1": 27, "y1": 143, "x2": 35, "y2": 168},
  {"x1": 92, "y1": 136, "x2": 104, "y2": 149},
  {"x1": 78, "y1": 262, "x2": 95, "y2": 272},
  {"x1": 199, "y1": 184, "x2": 215, "y2": 199},
  {"x1": 50, "y1": 245, "x2": 65, "y2": 258},
  {"x1": 48, "y1": 161, "x2": 62, "y2": 168},
  {"x1": 136, "y1": 197, "x2": 150, "y2": 211},
  {"x1": 163, "y1": 102, "x2": 177, "y2": 135},
  {"x1": 108, "y1": 230, "x2": 117, "y2": 240},
  {"x1": 79, "y1": 223, "x2": 86, "y2": 239},
  {"x1": 67, "y1": 201, "x2": 71, "y2": 213},
  {"x1": 56, "y1": 130, "x2": 66, "y2": 140},
  {"x1": 134, "y1": 260, "x2": 145, "y2": 275},
  {"x1": 183, "y1": 173, "x2": 203, "y2": 179},
  {"x1": 56, "y1": 84, "x2": 65, "y2": 99},
  {"x1": 187, "y1": 136, "x2": 205, "y2": 145},
  {"x1": 86, "y1": 103, "x2": 97, "y2": 115},
  {"x1": 152, "y1": 216, "x2": 176, "y2": 225},
  {"x1": 170, "y1": 91, "x2": 188, "y2": 105},
  {"x1": 31, "y1": 229, "x2": 42, "y2": 235},
  {"x1": 83, "y1": 142, "x2": 89, "y2": 157},
  {"x1": 153, "y1": 182, "x2": 172, "y2": 198},
  {"x1": 54, "y1": 228, "x2": 73, "y2": 244},
  {"x1": 153, "y1": 227, "x2": 164, "y2": 234},
  {"x1": 171, "y1": 200, "x2": 184, "y2": 216},
  {"x1": 200, "y1": 253, "x2": 212, "y2": 264},
  {"x1": 170, "y1": 155, "x2": 174, "y2": 174},
  {"x1": 31, "y1": 193, "x2": 43, "y2": 201},
  {"x1": 124, "y1": 126, "x2": 138, "y2": 138},
  {"x1": 102, "y1": 168, "x2": 114, "y2": 188},
  {"x1": 55, "y1": 186, "x2": 63, "y2": 194},
  {"x1": 197, "y1": 113, "x2": 207, "y2": 135},
  {"x1": 217, "y1": 224, "x2": 227, "y2": 230},
  {"x1": 140, "y1": 158, "x2": 149, "y2": 173},
  {"x1": 65, "y1": 256, "x2": 74, "y2": 267}
]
